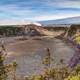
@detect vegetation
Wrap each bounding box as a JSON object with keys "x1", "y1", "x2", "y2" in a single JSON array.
[
  {"x1": 0, "y1": 26, "x2": 23, "y2": 37},
  {"x1": 0, "y1": 24, "x2": 80, "y2": 80},
  {"x1": 0, "y1": 46, "x2": 80, "y2": 80},
  {"x1": 73, "y1": 33, "x2": 80, "y2": 45},
  {"x1": 0, "y1": 41, "x2": 7, "y2": 80},
  {"x1": 0, "y1": 51, "x2": 7, "y2": 80}
]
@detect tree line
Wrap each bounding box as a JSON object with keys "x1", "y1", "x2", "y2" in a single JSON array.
[{"x1": 0, "y1": 26, "x2": 23, "y2": 37}]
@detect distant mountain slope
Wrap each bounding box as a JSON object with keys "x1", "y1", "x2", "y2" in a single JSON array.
[{"x1": 39, "y1": 16, "x2": 80, "y2": 25}]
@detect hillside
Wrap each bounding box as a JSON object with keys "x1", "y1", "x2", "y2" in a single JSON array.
[{"x1": 39, "y1": 16, "x2": 80, "y2": 25}]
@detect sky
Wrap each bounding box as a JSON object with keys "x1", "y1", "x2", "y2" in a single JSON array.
[{"x1": 0, "y1": 0, "x2": 80, "y2": 22}]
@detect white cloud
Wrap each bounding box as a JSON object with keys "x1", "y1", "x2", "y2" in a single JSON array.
[
  {"x1": 45, "y1": 0, "x2": 80, "y2": 9},
  {"x1": 0, "y1": 4, "x2": 34, "y2": 17},
  {"x1": 0, "y1": 19, "x2": 31, "y2": 25},
  {"x1": 0, "y1": 0, "x2": 80, "y2": 22}
]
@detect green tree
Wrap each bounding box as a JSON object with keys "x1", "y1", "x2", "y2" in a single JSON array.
[
  {"x1": 12, "y1": 61, "x2": 18, "y2": 80},
  {"x1": 0, "y1": 43, "x2": 7, "y2": 80},
  {"x1": 0, "y1": 51, "x2": 6, "y2": 80}
]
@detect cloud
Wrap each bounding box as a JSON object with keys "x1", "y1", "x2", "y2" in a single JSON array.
[
  {"x1": 0, "y1": 0, "x2": 80, "y2": 21},
  {"x1": 0, "y1": 4, "x2": 33, "y2": 15},
  {"x1": 45, "y1": 0, "x2": 80, "y2": 9},
  {"x1": 0, "y1": 3, "x2": 37, "y2": 21},
  {"x1": 0, "y1": 19, "x2": 32, "y2": 25}
]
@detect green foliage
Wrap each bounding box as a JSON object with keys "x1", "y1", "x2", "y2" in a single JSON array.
[
  {"x1": 0, "y1": 26, "x2": 22, "y2": 36},
  {"x1": 12, "y1": 61, "x2": 18, "y2": 68},
  {"x1": 0, "y1": 52, "x2": 7, "y2": 80},
  {"x1": 1, "y1": 47, "x2": 80, "y2": 80},
  {"x1": 73, "y1": 33, "x2": 80, "y2": 44}
]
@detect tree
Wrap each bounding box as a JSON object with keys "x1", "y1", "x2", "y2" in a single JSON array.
[
  {"x1": 42, "y1": 48, "x2": 53, "y2": 80},
  {"x1": 0, "y1": 41, "x2": 7, "y2": 80},
  {"x1": 12, "y1": 61, "x2": 18, "y2": 80}
]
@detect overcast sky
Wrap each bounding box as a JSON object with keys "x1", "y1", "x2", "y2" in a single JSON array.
[{"x1": 0, "y1": 0, "x2": 80, "y2": 21}]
